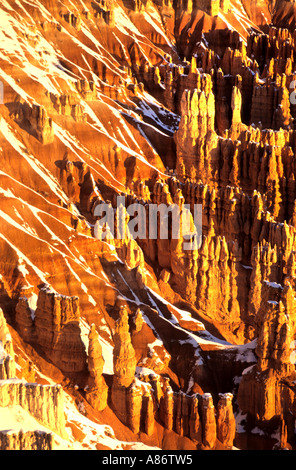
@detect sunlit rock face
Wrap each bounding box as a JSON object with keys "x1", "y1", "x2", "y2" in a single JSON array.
[{"x1": 1, "y1": 0, "x2": 296, "y2": 451}]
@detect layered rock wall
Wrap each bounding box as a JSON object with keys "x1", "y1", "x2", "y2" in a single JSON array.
[
  {"x1": 0, "y1": 430, "x2": 53, "y2": 450},
  {"x1": 238, "y1": 281, "x2": 296, "y2": 435},
  {"x1": 0, "y1": 308, "x2": 16, "y2": 380},
  {"x1": 0, "y1": 307, "x2": 67, "y2": 441},
  {"x1": 0, "y1": 380, "x2": 67, "y2": 439},
  {"x1": 26, "y1": 286, "x2": 88, "y2": 375},
  {"x1": 16, "y1": 104, "x2": 55, "y2": 145}
]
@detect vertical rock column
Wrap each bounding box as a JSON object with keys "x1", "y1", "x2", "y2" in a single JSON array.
[
  {"x1": 31, "y1": 105, "x2": 55, "y2": 145},
  {"x1": 85, "y1": 324, "x2": 108, "y2": 411},
  {"x1": 142, "y1": 389, "x2": 155, "y2": 436},
  {"x1": 111, "y1": 306, "x2": 138, "y2": 425},
  {"x1": 175, "y1": 83, "x2": 219, "y2": 187},
  {"x1": 231, "y1": 75, "x2": 242, "y2": 127},
  {"x1": 200, "y1": 393, "x2": 217, "y2": 450},
  {"x1": 127, "y1": 381, "x2": 142, "y2": 434},
  {"x1": 189, "y1": 395, "x2": 202, "y2": 442},
  {"x1": 34, "y1": 286, "x2": 87, "y2": 374},
  {"x1": 216, "y1": 393, "x2": 236, "y2": 449},
  {"x1": 0, "y1": 308, "x2": 16, "y2": 380},
  {"x1": 15, "y1": 295, "x2": 35, "y2": 343},
  {"x1": 159, "y1": 378, "x2": 174, "y2": 430}
]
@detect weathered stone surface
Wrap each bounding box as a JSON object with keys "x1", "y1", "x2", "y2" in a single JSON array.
[
  {"x1": 159, "y1": 378, "x2": 174, "y2": 430},
  {"x1": 85, "y1": 324, "x2": 108, "y2": 411},
  {"x1": 16, "y1": 104, "x2": 55, "y2": 144},
  {"x1": 0, "y1": 430, "x2": 53, "y2": 450},
  {"x1": 15, "y1": 296, "x2": 35, "y2": 343},
  {"x1": 0, "y1": 379, "x2": 67, "y2": 439},
  {"x1": 216, "y1": 393, "x2": 236, "y2": 449},
  {"x1": 34, "y1": 286, "x2": 87, "y2": 374},
  {"x1": 111, "y1": 305, "x2": 138, "y2": 424},
  {"x1": 112, "y1": 306, "x2": 137, "y2": 388},
  {"x1": 0, "y1": 308, "x2": 16, "y2": 380},
  {"x1": 200, "y1": 394, "x2": 217, "y2": 450},
  {"x1": 238, "y1": 281, "x2": 296, "y2": 429}
]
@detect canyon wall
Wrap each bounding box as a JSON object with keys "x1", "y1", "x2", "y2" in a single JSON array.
[{"x1": 0, "y1": 308, "x2": 67, "y2": 441}]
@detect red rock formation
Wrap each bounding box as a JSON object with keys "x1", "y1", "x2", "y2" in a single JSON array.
[
  {"x1": 34, "y1": 286, "x2": 87, "y2": 375},
  {"x1": 0, "y1": 430, "x2": 53, "y2": 450},
  {"x1": 238, "y1": 280, "x2": 296, "y2": 439},
  {"x1": 0, "y1": 308, "x2": 16, "y2": 380},
  {"x1": 112, "y1": 306, "x2": 137, "y2": 389},
  {"x1": 175, "y1": 82, "x2": 218, "y2": 185},
  {"x1": 127, "y1": 381, "x2": 142, "y2": 434},
  {"x1": 85, "y1": 324, "x2": 108, "y2": 411},
  {"x1": 200, "y1": 393, "x2": 217, "y2": 449},
  {"x1": 216, "y1": 393, "x2": 236, "y2": 449},
  {"x1": 16, "y1": 104, "x2": 55, "y2": 145},
  {"x1": 15, "y1": 296, "x2": 35, "y2": 343},
  {"x1": 142, "y1": 389, "x2": 155, "y2": 436},
  {"x1": 111, "y1": 305, "x2": 138, "y2": 424},
  {"x1": 0, "y1": 380, "x2": 67, "y2": 439},
  {"x1": 159, "y1": 378, "x2": 174, "y2": 431}
]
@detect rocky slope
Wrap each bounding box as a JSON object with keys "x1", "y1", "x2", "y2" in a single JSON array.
[{"x1": 1, "y1": 0, "x2": 296, "y2": 451}]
